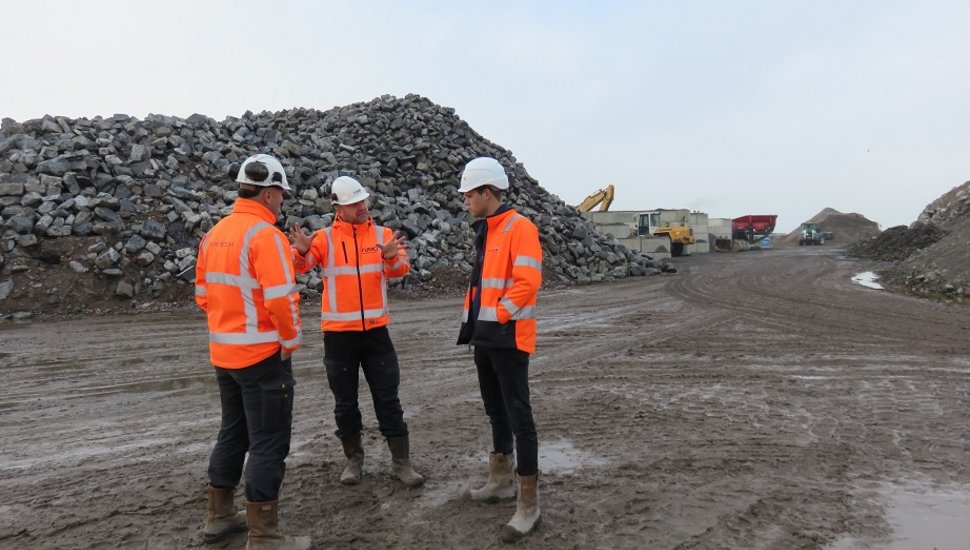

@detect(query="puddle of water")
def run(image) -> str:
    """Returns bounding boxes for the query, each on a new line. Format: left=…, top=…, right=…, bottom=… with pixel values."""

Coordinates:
left=539, top=439, right=608, bottom=474
left=830, top=485, right=970, bottom=550
left=851, top=271, right=884, bottom=290
left=883, top=488, right=970, bottom=549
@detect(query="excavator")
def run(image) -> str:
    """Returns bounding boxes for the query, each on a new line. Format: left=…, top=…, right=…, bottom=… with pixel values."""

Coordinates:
left=575, top=184, right=615, bottom=212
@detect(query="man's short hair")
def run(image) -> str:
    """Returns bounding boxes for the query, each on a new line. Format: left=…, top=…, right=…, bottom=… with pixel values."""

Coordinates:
left=484, top=185, right=503, bottom=200
left=238, top=183, right=261, bottom=199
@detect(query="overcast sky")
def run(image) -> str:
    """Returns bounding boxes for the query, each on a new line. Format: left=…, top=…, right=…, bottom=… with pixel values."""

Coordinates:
left=3, top=1, right=968, bottom=232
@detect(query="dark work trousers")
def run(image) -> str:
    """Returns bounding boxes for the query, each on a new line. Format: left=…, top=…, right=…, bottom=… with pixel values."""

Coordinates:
left=474, top=345, right=538, bottom=476
left=208, top=350, right=295, bottom=502
left=323, top=326, right=408, bottom=441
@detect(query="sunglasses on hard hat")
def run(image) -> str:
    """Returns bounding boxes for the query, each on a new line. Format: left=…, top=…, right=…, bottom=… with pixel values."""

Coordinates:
left=228, top=161, right=285, bottom=185
left=244, top=161, right=285, bottom=185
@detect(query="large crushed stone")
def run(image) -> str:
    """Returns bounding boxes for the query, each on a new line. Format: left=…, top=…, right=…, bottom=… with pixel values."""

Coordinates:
left=0, top=95, right=659, bottom=317
left=915, top=180, right=970, bottom=229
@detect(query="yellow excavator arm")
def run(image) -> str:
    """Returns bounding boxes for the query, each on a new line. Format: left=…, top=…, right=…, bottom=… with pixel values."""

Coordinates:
left=575, top=184, right=615, bottom=212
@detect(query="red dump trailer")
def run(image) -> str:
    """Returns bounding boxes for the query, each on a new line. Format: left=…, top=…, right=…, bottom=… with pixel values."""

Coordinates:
left=732, top=215, right=777, bottom=243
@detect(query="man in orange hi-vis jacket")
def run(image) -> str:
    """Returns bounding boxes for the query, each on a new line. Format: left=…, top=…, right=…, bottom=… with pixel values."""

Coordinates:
left=288, top=175, right=424, bottom=488
left=456, top=157, right=543, bottom=543
left=195, top=153, right=310, bottom=549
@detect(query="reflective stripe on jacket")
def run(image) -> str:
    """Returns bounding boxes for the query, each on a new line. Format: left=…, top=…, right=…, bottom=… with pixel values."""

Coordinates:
left=292, top=217, right=408, bottom=332
left=458, top=207, right=542, bottom=354
left=195, top=198, right=302, bottom=369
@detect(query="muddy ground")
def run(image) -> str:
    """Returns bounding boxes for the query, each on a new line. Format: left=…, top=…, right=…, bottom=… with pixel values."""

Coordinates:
left=2, top=247, right=970, bottom=549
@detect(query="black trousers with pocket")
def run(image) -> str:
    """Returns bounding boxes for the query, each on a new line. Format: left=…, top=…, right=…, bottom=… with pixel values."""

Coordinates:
left=324, top=326, right=408, bottom=440
left=208, top=350, right=295, bottom=502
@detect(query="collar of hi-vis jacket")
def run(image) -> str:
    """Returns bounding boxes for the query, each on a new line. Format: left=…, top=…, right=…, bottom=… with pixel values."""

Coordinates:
left=472, top=203, right=513, bottom=234
left=232, top=198, right=278, bottom=224
left=331, top=214, right=375, bottom=235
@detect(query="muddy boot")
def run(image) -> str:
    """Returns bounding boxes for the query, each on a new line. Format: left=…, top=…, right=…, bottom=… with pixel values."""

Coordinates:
left=467, top=452, right=515, bottom=503
left=386, top=435, right=425, bottom=487
left=245, top=500, right=311, bottom=550
left=339, top=433, right=364, bottom=485
left=499, top=472, right=541, bottom=543
left=202, top=484, right=247, bottom=543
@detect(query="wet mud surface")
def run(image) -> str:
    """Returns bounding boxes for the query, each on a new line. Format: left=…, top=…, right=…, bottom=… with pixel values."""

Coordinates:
left=2, top=247, right=970, bottom=549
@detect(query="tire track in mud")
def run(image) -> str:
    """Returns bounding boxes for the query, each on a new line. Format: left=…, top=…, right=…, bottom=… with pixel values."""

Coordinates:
left=5, top=249, right=970, bottom=548
left=666, top=250, right=970, bottom=350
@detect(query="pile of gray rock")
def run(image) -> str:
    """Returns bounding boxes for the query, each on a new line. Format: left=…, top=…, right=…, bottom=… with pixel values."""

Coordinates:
left=0, top=94, right=659, bottom=315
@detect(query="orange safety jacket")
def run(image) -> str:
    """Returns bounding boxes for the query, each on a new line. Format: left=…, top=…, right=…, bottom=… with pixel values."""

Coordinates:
left=457, top=206, right=542, bottom=354
left=195, top=198, right=302, bottom=369
left=292, top=216, right=409, bottom=332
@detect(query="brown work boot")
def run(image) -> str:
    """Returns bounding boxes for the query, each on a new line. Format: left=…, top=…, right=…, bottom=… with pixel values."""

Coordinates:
left=202, top=484, right=246, bottom=543
left=339, top=433, right=364, bottom=485
left=499, top=472, right=541, bottom=543
left=386, top=435, right=425, bottom=487
left=467, top=452, right=515, bottom=503
left=245, top=500, right=311, bottom=550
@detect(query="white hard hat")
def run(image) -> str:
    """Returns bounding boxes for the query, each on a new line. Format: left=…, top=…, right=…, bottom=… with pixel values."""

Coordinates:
left=458, top=157, right=509, bottom=193
left=330, top=176, right=370, bottom=205
left=234, top=154, right=291, bottom=192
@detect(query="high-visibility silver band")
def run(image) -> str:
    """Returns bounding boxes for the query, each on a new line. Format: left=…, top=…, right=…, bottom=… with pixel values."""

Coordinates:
left=209, top=330, right=281, bottom=344
left=321, top=308, right=387, bottom=321
left=514, top=256, right=542, bottom=270
left=481, top=277, right=514, bottom=289
left=264, top=283, right=298, bottom=300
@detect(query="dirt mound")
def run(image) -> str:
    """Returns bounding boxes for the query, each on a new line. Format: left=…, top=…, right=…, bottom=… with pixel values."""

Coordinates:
left=844, top=179, right=970, bottom=299
left=882, top=216, right=970, bottom=296
left=776, top=208, right=881, bottom=246
left=846, top=223, right=945, bottom=262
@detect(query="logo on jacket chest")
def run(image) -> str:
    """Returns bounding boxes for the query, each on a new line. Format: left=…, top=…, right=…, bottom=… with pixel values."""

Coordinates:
left=361, top=245, right=381, bottom=255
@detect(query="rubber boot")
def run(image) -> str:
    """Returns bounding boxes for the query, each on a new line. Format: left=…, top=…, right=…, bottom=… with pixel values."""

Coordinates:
left=339, top=433, right=364, bottom=485
left=499, top=472, right=541, bottom=543
left=202, top=484, right=247, bottom=543
left=386, top=435, right=425, bottom=487
left=245, top=500, right=311, bottom=550
left=467, top=452, right=516, bottom=503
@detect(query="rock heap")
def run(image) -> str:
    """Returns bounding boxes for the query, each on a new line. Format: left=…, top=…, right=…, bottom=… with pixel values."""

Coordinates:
left=0, top=94, right=659, bottom=317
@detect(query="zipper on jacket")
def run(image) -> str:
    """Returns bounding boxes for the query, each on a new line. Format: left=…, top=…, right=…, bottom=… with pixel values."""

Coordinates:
left=352, top=225, right=366, bottom=331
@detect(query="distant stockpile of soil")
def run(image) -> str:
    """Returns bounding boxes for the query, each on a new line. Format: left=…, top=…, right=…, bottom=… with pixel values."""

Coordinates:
left=776, top=208, right=881, bottom=247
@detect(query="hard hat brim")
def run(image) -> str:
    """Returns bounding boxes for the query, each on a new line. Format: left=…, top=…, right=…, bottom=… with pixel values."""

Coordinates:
left=457, top=179, right=508, bottom=193
left=333, top=190, right=370, bottom=206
